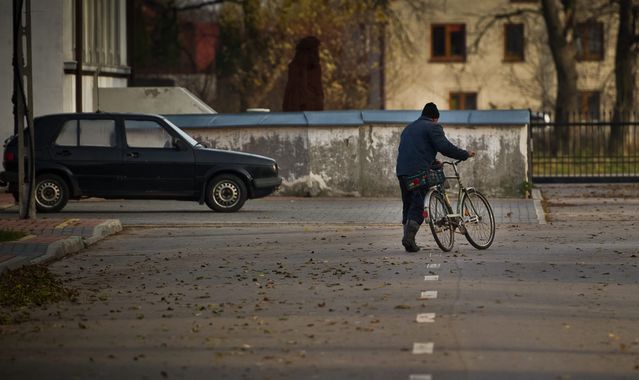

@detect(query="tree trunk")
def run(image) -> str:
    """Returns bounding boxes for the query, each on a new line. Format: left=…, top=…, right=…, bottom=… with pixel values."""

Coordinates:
left=610, top=0, right=637, bottom=155
left=540, top=0, right=579, bottom=156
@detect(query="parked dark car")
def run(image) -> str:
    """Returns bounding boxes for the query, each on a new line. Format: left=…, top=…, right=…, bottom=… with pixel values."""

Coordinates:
left=1, top=113, right=282, bottom=212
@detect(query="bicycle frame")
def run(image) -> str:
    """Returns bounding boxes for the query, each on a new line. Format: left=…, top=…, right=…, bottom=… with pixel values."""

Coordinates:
left=426, top=159, right=495, bottom=251
left=428, top=160, right=474, bottom=225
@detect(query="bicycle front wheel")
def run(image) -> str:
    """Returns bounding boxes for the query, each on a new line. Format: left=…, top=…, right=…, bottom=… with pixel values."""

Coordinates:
left=427, top=190, right=454, bottom=252
left=460, top=189, right=495, bottom=249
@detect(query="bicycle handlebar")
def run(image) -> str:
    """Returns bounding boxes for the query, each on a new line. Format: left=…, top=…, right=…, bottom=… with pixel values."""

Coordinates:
left=442, top=159, right=464, bottom=167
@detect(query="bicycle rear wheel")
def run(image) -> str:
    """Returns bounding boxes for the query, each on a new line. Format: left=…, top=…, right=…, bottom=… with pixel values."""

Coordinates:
left=427, top=190, right=454, bottom=252
left=461, top=189, right=495, bottom=249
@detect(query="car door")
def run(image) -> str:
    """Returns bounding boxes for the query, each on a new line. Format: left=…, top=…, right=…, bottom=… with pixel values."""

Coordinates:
left=120, top=117, right=196, bottom=196
left=50, top=117, right=122, bottom=195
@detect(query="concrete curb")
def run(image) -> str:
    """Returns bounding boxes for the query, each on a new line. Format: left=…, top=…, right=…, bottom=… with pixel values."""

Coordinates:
left=31, top=236, right=85, bottom=265
left=0, top=255, right=31, bottom=273
left=84, top=219, right=123, bottom=246
left=0, top=219, right=123, bottom=274
left=531, top=188, right=547, bottom=225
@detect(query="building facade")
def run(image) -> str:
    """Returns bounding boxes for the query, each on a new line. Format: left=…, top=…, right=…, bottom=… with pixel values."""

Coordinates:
left=385, top=0, right=631, bottom=114
left=0, top=0, right=128, bottom=143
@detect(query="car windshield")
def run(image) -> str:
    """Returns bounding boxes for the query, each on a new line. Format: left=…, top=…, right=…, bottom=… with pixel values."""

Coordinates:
left=160, top=116, right=201, bottom=147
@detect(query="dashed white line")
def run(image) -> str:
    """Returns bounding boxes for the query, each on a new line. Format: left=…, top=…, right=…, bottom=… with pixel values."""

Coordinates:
left=426, top=263, right=441, bottom=269
left=420, top=290, right=438, bottom=299
left=416, top=313, right=436, bottom=323
left=412, top=342, right=434, bottom=354
left=424, top=275, right=439, bottom=281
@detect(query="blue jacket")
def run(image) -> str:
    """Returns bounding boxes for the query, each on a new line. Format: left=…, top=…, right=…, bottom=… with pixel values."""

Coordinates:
left=396, top=116, right=469, bottom=176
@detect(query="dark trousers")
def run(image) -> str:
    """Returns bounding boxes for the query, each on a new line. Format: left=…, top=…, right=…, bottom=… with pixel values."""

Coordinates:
left=398, top=176, right=427, bottom=225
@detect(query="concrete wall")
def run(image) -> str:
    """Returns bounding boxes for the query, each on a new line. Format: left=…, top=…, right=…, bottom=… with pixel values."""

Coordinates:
left=183, top=123, right=529, bottom=198
left=98, top=87, right=216, bottom=114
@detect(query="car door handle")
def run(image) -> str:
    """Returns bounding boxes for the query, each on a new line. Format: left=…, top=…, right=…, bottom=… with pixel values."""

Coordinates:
left=55, top=150, right=72, bottom=157
left=126, top=152, right=139, bottom=158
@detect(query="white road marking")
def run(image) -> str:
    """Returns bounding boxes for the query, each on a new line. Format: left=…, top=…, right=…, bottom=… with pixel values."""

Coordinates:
left=412, top=342, right=434, bottom=354
left=427, top=263, right=440, bottom=269
left=420, top=290, right=438, bottom=299
left=424, top=275, right=439, bottom=281
left=416, top=313, right=436, bottom=323
left=409, top=375, right=432, bottom=380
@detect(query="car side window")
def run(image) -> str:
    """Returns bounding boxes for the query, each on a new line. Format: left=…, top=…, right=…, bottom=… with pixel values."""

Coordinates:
left=55, top=120, right=78, bottom=146
left=124, top=120, right=173, bottom=149
left=55, top=119, right=116, bottom=147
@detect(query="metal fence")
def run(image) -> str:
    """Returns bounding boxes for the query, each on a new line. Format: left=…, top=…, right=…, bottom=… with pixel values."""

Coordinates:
left=531, top=111, right=639, bottom=183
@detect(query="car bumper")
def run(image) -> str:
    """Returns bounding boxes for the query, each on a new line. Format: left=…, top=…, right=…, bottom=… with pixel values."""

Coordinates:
left=253, top=176, right=282, bottom=189
left=251, top=176, right=282, bottom=199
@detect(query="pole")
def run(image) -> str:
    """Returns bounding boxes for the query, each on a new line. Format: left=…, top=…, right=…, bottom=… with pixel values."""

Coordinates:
left=25, top=0, right=35, bottom=218
left=12, top=0, right=36, bottom=219
left=13, top=0, right=26, bottom=218
left=75, top=0, right=83, bottom=112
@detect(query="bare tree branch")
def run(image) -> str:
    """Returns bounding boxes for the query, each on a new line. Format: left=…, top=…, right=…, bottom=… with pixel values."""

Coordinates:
left=469, top=8, right=539, bottom=54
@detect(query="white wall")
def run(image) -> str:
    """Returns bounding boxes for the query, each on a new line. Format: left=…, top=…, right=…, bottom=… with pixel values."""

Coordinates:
left=0, top=0, right=65, bottom=144
left=0, top=0, right=15, bottom=143
left=183, top=122, right=529, bottom=197
left=32, top=0, right=65, bottom=118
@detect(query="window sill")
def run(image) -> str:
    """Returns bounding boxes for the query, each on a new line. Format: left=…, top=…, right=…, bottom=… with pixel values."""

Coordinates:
left=577, top=58, right=604, bottom=62
left=429, top=57, right=466, bottom=63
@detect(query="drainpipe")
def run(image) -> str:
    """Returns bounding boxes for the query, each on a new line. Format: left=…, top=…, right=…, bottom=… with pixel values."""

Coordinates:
left=75, top=0, right=82, bottom=112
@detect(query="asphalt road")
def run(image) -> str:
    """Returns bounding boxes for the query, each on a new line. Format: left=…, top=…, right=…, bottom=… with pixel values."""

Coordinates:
left=0, top=196, right=540, bottom=226
left=0, top=186, right=637, bottom=380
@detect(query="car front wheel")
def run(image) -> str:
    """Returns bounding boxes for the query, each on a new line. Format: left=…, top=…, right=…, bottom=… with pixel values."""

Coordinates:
left=205, top=174, right=247, bottom=212
left=35, top=174, right=69, bottom=213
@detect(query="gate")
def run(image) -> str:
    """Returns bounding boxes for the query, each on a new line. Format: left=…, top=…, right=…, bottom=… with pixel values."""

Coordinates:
left=531, top=112, right=639, bottom=183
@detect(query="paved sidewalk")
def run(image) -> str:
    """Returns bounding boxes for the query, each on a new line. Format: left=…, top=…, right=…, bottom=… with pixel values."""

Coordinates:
left=0, top=193, right=121, bottom=274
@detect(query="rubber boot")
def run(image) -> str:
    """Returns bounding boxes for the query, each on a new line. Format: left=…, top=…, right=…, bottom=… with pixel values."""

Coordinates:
left=402, top=220, right=421, bottom=252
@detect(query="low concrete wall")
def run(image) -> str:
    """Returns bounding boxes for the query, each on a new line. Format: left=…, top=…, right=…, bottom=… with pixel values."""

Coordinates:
left=182, top=122, right=529, bottom=197
left=99, top=87, right=216, bottom=114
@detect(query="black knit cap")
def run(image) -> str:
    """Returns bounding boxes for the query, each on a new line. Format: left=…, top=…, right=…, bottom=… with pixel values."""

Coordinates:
left=422, top=102, right=440, bottom=119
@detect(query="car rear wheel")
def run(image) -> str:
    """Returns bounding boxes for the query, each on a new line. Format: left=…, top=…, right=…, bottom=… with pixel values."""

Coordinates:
left=205, top=174, right=247, bottom=212
left=35, top=174, right=69, bottom=213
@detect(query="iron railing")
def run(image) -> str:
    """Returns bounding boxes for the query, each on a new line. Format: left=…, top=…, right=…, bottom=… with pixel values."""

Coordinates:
left=531, top=111, right=639, bottom=183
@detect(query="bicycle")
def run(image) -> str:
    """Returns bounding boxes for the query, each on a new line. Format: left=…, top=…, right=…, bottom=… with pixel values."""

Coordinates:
left=426, top=160, right=495, bottom=252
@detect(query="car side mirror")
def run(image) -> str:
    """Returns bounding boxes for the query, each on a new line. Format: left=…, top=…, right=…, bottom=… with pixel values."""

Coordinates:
left=173, top=138, right=187, bottom=151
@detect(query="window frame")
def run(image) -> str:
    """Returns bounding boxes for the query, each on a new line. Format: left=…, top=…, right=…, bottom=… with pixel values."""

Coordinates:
left=430, top=23, right=467, bottom=63
left=576, top=21, right=604, bottom=61
left=503, top=23, right=525, bottom=62
left=449, top=92, right=478, bottom=110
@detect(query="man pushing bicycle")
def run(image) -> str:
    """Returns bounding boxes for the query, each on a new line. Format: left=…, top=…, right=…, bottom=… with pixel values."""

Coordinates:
left=396, top=102, right=475, bottom=252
